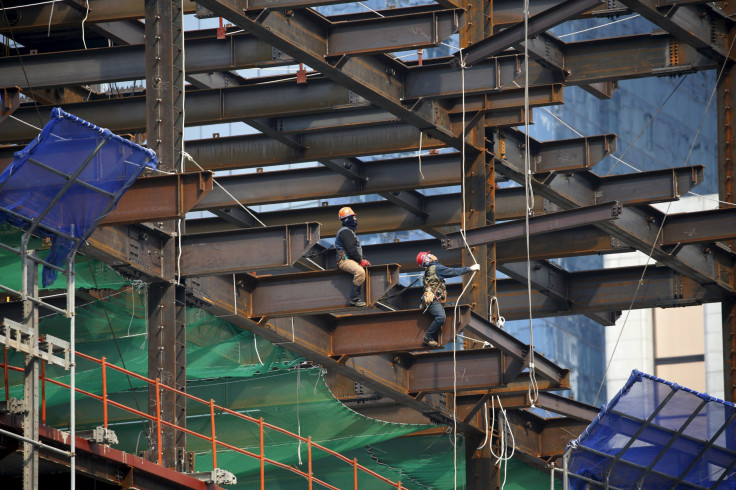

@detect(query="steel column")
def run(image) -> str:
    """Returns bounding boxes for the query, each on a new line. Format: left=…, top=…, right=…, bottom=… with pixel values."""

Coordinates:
left=22, top=250, right=39, bottom=490
left=717, top=6, right=736, bottom=402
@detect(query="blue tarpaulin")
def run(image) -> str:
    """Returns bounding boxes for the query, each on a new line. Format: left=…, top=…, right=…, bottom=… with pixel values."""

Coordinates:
left=566, top=370, right=736, bottom=489
left=0, top=108, right=157, bottom=285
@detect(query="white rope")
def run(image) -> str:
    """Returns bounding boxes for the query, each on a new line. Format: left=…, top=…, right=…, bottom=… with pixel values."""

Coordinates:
left=183, top=152, right=267, bottom=227
left=46, top=0, right=54, bottom=37
left=81, top=0, right=89, bottom=50
left=296, top=364, right=303, bottom=465
left=558, top=14, right=640, bottom=39
left=523, top=0, right=540, bottom=409
left=357, top=1, right=384, bottom=17
left=0, top=0, right=59, bottom=10
left=418, top=132, right=425, bottom=180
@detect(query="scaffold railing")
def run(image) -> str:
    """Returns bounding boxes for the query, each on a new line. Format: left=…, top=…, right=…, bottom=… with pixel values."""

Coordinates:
left=1, top=350, right=405, bottom=490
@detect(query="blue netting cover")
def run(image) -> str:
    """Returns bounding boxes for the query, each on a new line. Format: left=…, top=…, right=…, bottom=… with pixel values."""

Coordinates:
left=566, top=370, right=736, bottom=489
left=0, top=108, right=157, bottom=286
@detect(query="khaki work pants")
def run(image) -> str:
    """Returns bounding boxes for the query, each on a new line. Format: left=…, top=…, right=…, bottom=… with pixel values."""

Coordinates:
left=337, top=258, right=366, bottom=286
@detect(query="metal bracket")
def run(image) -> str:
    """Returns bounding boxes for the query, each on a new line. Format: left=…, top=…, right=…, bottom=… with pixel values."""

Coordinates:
left=0, top=397, right=27, bottom=415
left=190, top=468, right=237, bottom=485
left=77, top=426, right=119, bottom=445
left=0, top=318, right=71, bottom=370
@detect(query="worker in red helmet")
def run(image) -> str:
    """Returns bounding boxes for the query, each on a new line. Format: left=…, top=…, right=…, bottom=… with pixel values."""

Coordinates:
left=335, top=206, right=371, bottom=307
left=416, top=251, right=480, bottom=347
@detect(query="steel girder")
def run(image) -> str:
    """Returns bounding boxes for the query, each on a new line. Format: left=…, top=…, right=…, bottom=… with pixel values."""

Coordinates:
left=101, top=171, right=214, bottom=226
left=615, top=0, right=733, bottom=62
left=0, top=83, right=562, bottom=145
left=181, top=281, right=568, bottom=427
left=183, top=164, right=704, bottom=236
left=495, top=130, right=736, bottom=293
left=442, top=201, right=623, bottom=249
left=454, top=0, right=603, bottom=67
left=179, top=223, right=321, bottom=276
left=384, top=265, right=728, bottom=319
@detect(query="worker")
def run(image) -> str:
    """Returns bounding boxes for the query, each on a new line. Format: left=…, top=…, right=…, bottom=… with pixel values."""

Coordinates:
left=335, top=206, right=371, bottom=307
left=416, top=251, right=480, bottom=347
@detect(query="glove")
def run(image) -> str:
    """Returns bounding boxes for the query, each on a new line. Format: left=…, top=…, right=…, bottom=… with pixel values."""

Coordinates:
left=469, top=263, right=481, bottom=271
left=360, top=259, right=371, bottom=267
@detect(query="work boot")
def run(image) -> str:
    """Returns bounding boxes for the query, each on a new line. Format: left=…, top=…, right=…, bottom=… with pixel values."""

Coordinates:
left=422, top=336, right=439, bottom=348
left=349, top=284, right=366, bottom=307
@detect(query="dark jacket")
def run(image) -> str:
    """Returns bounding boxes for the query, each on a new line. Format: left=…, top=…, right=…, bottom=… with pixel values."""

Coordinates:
left=335, top=225, right=363, bottom=262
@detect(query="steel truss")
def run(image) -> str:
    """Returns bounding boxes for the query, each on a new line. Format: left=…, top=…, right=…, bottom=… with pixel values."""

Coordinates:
left=1, top=0, right=736, bottom=488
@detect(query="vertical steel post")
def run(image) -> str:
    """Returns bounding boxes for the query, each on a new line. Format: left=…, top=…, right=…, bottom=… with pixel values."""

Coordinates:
left=145, top=0, right=186, bottom=468
left=717, top=1, right=736, bottom=404
left=67, top=255, right=76, bottom=490
left=460, top=0, right=496, bottom=488
left=21, top=243, right=39, bottom=490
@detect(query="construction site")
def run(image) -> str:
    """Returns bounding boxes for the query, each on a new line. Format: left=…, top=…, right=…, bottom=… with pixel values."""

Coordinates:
left=0, top=0, right=736, bottom=488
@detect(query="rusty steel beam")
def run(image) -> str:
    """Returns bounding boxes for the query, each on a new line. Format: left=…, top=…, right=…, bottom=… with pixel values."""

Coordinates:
left=660, top=208, right=736, bottom=245
left=495, top=392, right=598, bottom=422
left=408, top=350, right=525, bottom=393
left=464, top=311, right=569, bottom=384
left=188, top=265, right=400, bottom=318
left=330, top=306, right=471, bottom=356
left=101, top=171, right=213, bottom=225
left=616, top=0, right=732, bottom=61
left=195, top=0, right=469, bottom=151
left=83, top=224, right=169, bottom=281
left=505, top=409, right=589, bottom=460
left=442, top=201, right=622, bottom=249
left=179, top=223, right=321, bottom=276
left=454, top=0, right=602, bottom=67
left=0, top=87, right=20, bottom=124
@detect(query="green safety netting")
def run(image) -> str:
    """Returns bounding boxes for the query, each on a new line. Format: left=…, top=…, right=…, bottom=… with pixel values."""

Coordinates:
left=0, top=222, right=128, bottom=290
left=1, top=286, right=467, bottom=489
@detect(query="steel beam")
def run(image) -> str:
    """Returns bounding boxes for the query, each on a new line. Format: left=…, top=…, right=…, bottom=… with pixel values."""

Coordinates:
left=408, top=350, right=525, bottom=393
left=330, top=306, right=471, bottom=355
left=179, top=223, right=321, bottom=276
left=442, top=201, right=622, bottom=249
left=83, top=224, right=169, bottom=282
left=505, top=409, right=590, bottom=460
left=660, top=208, right=736, bottom=245
left=101, top=171, right=213, bottom=225
left=195, top=0, right=464, bottom=149
left=496, top=129, right=736, bottom=293
left=454, top=0, right=602, bottom=67
left=495, top=392, right=598, bottom=422
left=406, top=34, right=718, bottom=99
left=616, top=0, right=732, bottom=61
left=187, top=265, right=400, bottom=318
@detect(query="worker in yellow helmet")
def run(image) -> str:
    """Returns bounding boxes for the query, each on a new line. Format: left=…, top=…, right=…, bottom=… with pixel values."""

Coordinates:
left=335, top=206, right=370, bottom=307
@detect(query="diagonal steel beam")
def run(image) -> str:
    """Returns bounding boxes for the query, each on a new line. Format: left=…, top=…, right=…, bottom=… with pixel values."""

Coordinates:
left=179, top=223, right=321, bottom=276
left=195, top=0, right=465, bottom=149
left=495, top=392, right=598, bottom=422
left=453, top=0, right=602, bottom=67
left=441, top=201, right=622, bottom=249
left=409, top=350, right=525, bottom=393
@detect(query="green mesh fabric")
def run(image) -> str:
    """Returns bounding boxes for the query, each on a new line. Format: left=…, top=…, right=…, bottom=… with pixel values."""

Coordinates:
left=0, top=222, right=128, bottom=290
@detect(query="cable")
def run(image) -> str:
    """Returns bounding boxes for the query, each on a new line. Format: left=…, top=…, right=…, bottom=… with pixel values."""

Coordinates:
left=522, top=0, right=540, bottom=409
left=81, top=0, right=89, bottom=50
left=558, top=14, right=640, bottom=39
left=418, top=131, right=425, bottom=180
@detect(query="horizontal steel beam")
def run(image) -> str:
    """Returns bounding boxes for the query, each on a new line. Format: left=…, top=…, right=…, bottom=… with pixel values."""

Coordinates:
left=179, top=223, right=321, bottom=276
left=505, top=409, right=589, bottom=459
left=330, top=306, right=471, bottom=355
left=408, top=350, right=525, bottom=393
left=495, top=392, right=598, bottom=422
left=442, top=201, right=622, bottom=249
left=661, top=208, right=736, bottom=245
left=187, top=265, right=400, bottom=318
left=101, top=171, right=213, bottom=225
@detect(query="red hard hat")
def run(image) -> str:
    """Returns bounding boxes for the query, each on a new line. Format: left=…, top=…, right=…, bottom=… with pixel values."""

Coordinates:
left=416, top=251, right=431, bottom=267
left=338, top=206, right=356, bottom=220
